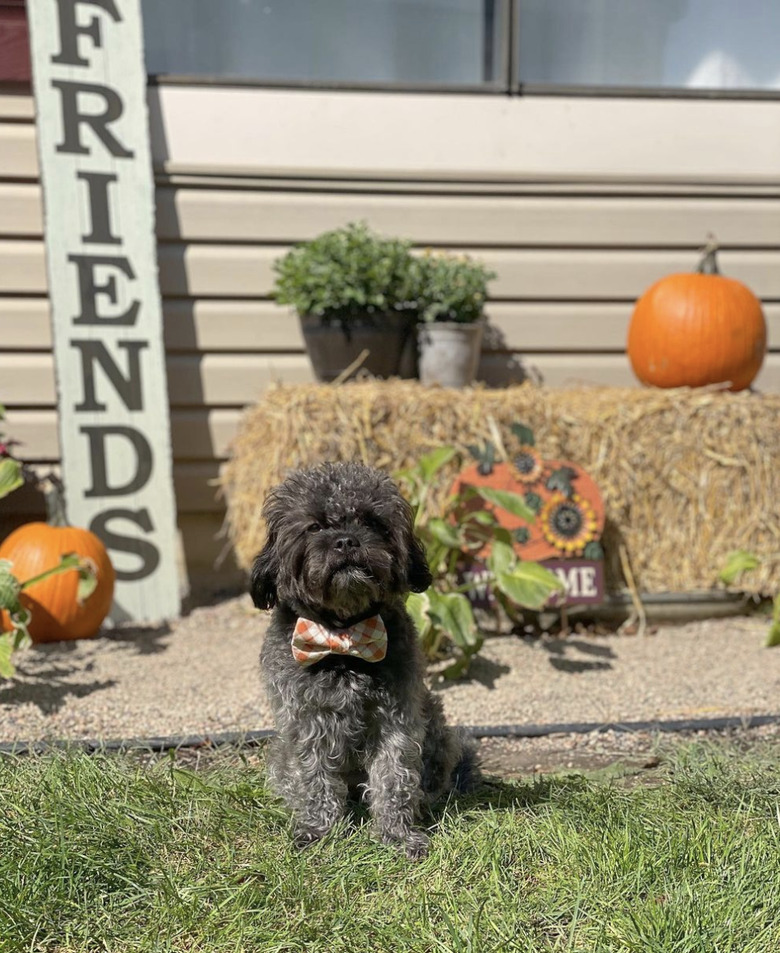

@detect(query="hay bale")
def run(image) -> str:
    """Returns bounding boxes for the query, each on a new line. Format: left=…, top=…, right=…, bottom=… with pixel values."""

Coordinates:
left=221, top=381, right=780, bottom=597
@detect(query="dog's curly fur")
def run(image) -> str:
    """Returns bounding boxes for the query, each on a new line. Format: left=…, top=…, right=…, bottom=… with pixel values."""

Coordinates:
left=252, top=461, right=478, bottom=859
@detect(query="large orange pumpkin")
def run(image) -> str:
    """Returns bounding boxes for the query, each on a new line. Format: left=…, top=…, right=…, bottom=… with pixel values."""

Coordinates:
left=0, top=523, right=115, bottom=642
left=627, top=240, right=767, bottom=392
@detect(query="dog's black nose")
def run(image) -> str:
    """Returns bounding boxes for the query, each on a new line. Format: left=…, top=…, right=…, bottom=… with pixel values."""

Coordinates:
left=333, top=535, right=359, bottom=552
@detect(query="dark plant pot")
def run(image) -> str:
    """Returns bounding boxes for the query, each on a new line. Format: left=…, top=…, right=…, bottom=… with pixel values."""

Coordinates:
left=300, top=312, right=417, bottom=383
left=417, top=320, right=485, bottom=387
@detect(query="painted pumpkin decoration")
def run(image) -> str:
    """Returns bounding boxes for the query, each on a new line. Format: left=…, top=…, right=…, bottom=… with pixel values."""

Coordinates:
left=627, top=239, right=767, bottom=392
left=0, top=523, right=115, bottom=643
left=452, top=453, right=605, bottom=562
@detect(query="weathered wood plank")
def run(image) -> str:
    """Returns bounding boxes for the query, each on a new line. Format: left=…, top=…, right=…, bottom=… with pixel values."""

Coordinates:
left=7, top=240, right=780, bottom=299
left=6, top=407, right=245, bottom=461
left=156, top=245, right=780, bottom=300
left=154, top=188, right=780, bottom=247
left=479, top=352, right=780, bottom=391
left=4, top=352, right=779, bottom=421
left=172, top=461, right=227, bottom=512
left=0, top=123, right=38, bottom=177
left=166, top=353, right=314, bottom=404
left=177, top=512, right=245, bottom=590
left=11, top=182, right=780, bottom=244
left=0, top=182, right=41, bottom=234
left=0, top=94, right=35, bottom=120
left=152, top=87, right=780, bottom=182
left=0, top=239, right=45, bottom=290
left=0, top=297, right=301, bottom=350
left=5, top=296, right=780, bottom=353
left=3, top=461, right=227, bottom=514
left=0, top=353, right=315, bottom=406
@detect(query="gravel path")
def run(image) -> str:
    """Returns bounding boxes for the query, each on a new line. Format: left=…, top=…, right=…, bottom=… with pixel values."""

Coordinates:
left=0, top=595, right=777, bottom=744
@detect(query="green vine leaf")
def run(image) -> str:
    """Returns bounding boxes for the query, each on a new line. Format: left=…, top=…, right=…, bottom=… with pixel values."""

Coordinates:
left=473, top=486, right=536, bottom=522
left=718, top=550, right=761, bottom=586
left=18, top=552, right=97, bottom=604
left=428, top=519, right=463, bottom=549
left=418, top=447, right=458, bottom=483
left=495, top=561, right=565, bottom=610
left=487, top=540, right=516, bottom=576
left=427, top=590, right=479, bottom=649
left=0, top=457, right=23, bottom=500
left=405, top=591, right=432, bottom=643
left=0, top=565, right=22, bottom=611
left=0, top=634, right=15, bottom=679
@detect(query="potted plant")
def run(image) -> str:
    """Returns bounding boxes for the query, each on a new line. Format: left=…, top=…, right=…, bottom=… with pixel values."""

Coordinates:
left=273, top=222, right=419, bottom=382
left=413, top=251, right=496, bottom=388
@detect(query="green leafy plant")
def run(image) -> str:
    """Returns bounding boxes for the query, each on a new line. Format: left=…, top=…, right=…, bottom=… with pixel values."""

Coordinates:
left=272, top=222, right=418, bottom=327
left=411, top=250, right=496, bottom=324
left=397, top=448, right=563, bottom=677
left=0, top=402, right=23, bottom=500
left=718, top=550, right=780, bottom=648
left=0, top=554, right=97, bottom=677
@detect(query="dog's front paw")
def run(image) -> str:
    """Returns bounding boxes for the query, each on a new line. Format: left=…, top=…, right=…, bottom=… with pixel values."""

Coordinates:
left=380, top=828, right=430, bottom=861
left=293, top=825, right=327, bottom=850
left=403, top=830, right=430, bottom=861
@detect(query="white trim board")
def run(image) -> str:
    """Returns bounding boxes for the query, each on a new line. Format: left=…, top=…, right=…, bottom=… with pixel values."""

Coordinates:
left=149, top=87, right=780, bottom=182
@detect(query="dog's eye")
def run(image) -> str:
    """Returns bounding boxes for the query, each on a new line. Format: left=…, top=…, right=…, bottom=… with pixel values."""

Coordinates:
left=363, top=514, right=390, bottom=538
left=307, top=523, right=322, bottom=534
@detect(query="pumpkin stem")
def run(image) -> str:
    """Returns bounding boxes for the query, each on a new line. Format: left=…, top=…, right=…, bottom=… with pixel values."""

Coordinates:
left=42, top=473, right=69, bottom=527
left=697, top=234, right=720, bottom=275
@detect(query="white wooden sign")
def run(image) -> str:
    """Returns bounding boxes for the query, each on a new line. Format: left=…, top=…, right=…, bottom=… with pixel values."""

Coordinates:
left=28, top=0, right=180, bottom=622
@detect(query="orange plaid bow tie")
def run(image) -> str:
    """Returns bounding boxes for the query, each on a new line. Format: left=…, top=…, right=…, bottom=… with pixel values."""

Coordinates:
left=291, top=615, right=388, bottom=667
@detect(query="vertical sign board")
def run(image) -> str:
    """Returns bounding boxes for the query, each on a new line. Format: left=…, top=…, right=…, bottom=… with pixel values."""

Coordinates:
left=28, top=0, right=180, bottom=622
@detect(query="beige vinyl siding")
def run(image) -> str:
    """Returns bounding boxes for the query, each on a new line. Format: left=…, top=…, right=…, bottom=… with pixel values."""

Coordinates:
left=2, top=89, right=779, bottom=595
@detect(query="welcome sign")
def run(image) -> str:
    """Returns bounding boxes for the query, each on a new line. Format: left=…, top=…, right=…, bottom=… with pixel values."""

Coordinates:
left=28, top=0, right=180, bottom=621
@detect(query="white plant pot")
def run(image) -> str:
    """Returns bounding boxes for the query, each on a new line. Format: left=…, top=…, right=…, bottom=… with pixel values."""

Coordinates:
left=417, top=320, right=485, bottom=388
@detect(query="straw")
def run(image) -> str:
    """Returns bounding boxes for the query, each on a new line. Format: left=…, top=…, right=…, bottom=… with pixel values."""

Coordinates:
left=221, top=381, right=780, bottom=596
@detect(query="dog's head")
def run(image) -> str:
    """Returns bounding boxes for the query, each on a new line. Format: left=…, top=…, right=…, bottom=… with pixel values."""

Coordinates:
left=251, top=462, right=432, bottom=619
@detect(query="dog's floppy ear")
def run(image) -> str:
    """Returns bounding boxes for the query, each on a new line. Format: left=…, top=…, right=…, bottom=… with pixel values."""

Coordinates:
left=250, top=533, right=279, bottom=609
left=407, top=532, right=433, bottom=593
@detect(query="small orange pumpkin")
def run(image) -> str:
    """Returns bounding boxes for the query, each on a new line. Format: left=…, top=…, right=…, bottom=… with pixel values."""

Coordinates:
left=0, top=523, right=115, bottom=642
left=627, top=239, right=767, bottom=392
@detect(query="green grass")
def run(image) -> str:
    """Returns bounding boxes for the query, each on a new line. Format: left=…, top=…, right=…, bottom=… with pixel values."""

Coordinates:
left=2, top=742, right=780, bottom=952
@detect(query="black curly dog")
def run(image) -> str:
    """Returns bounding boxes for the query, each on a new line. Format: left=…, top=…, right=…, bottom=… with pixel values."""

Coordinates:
left=251, top=462, right=478, bottom=859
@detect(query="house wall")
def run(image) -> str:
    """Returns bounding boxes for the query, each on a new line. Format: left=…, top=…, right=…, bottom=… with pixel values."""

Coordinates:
left=2, top=86, right=779, bottom=595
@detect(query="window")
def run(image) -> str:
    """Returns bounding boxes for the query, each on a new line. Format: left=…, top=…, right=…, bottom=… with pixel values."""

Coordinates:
left=141, top=0, right=780, bottom=96
left=142, top=0, right=506, bottom=87
left=517, top=0, right=780, bottom=92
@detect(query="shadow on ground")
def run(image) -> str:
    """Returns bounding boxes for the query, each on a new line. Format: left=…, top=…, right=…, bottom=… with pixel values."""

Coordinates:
left=0, top=666, right=118, bottom=716
left=0, top=621, right=172, bottom=716
left=541, top=636, right=616, bottom=674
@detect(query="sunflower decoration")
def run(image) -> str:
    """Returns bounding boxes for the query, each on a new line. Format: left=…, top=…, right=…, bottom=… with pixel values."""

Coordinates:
left=510, top=446, right=544, bottom=485
left=540, top=492, right=599, bottom=556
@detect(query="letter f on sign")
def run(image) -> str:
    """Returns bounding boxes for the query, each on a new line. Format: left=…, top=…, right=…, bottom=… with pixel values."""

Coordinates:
left=52, top=0, right=122, bottom=67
